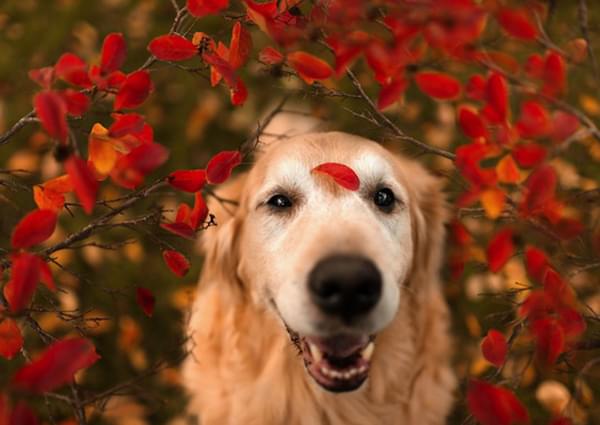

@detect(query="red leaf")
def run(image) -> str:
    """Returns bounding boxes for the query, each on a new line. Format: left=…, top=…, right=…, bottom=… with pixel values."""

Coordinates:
left=414, top=71, right=461, bottom=100
left=37, top=259, right=56, bottom=291
left=28, top=67, right=54, bottom=89
left=467, top=380, right=530, bottom=425
left=100, top=33, right=127, bottom=75
left=160, top=222, right=196, bottom=239
left=512, top=143, right=547, bottom=168
left=61, top=89, right=90, bottom=116
left=114, top=70, right=153, bottom=110
left=206, top=150, right=242, bottom=184
left=485, top=73, right=509, bottom=122
left=497, top=8, right=538, bottom=40
left=543, top=268, right=575, bottom=309
left=148, top=34, right=198, bottom=61
left=33, top=91, right=68, bottom=143
left=54, top=53, right=92, bottom=88
left=0, top=318, right=23, bottom=359
left=311, top=162, right=361, bottom=191
left=229, top=22, right=252, bottom=69
left=481, top=329, right=508, bottom=367
left=487, top=228, right=514, bottom=272
left=521, top=165, right=557, bottom=215
left=230, top=78, right=248, bottom=106
left=524, top=53, right=545, bottom=79
left=187, top=0, right=229, bottom=17
left=516, top=100, right=550, bottom=138
left=190, top=192, right=208, bottom=230
left=543, top=52, right=567, bottom=97
left=287, top=51, right=333, bottom=84
left=4, top=253, right=41, bottom=313
left=12, top=338, right=100, bottom=393
left=9, top=402, right=39, bottom=425
left=162, top=250, right=191, bottom=277
left=466, top=74, right=486, bottom=100
left=377, top=78, right=408, bottom=110
left=554, top=217, right=583, bottom=240
left=136, top=287, right=155, bottom=317
left=65, top=155, right=99, bottom=214
left=519, top=290, right=553, bottom=320
left=11, top=209, right=57, bottom=249
left=203, top=51, right=237, bottom=87
left=532, top=318, right=565, bottom=365
left=259, top=46, right=284, bottom=65
left=549, top=111, right=579, bottom=143
left=458, top=106, right=488, bottom=139
left=558, top=308, right=586, bottom=339
left=108, top=113, right=145, bottom=138
left=168, top=169, right=207, bottom=192
left=525, top=246, right=549, bottom=283
left=176, top=203, right=192, bottom=224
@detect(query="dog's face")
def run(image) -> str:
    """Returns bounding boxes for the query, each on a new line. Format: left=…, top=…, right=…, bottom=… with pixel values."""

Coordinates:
left=235, top=133, right=423, bottom=393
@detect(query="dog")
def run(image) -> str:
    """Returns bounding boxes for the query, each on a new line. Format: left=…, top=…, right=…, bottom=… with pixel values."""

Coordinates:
left=182, top=126, right=456, bottom=424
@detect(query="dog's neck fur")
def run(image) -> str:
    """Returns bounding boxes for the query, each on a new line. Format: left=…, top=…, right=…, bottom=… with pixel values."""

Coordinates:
left=183, top=270, right=455, bottom=425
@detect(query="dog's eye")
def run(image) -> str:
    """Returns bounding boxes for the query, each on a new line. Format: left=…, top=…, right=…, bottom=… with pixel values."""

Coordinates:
left=373, top=188, right=395, bottom=210
left=267, top=194, right=293, bottom=209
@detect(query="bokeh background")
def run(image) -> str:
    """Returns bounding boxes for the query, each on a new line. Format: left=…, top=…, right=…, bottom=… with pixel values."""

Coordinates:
left=1, top=1, right=600, bottom=424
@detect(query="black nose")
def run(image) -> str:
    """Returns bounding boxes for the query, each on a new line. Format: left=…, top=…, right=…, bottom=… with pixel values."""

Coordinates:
left=308, top=255, right=382, bottom=320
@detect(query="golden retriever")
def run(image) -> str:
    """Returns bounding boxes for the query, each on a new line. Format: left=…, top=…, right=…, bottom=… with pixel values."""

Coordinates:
left=183, top=128, right=456, bottom=424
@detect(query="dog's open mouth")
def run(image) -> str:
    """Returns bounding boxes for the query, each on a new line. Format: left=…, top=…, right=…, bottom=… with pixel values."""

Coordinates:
left=292, top=331, right=375, bottom=392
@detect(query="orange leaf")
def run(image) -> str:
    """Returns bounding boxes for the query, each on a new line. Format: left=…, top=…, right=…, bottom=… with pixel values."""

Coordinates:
left=496, top=155, right=520, bottom=184
left=481, top=188, right=505, bottom=219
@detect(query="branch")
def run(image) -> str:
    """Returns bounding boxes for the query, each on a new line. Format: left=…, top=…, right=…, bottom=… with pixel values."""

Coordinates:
left=578, top=0, right=600, bottom=84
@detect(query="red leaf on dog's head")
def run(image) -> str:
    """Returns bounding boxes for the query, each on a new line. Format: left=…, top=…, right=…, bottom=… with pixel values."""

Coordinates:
left=516, top=100, right=550, bottom=138
left=65, top=155, right=99, bottom=214
left=136, top=287, right=155, bottom=317
left=287, top=51, right=333, bottom=84
left=148, top=34, right=198, bottom=61
left=532, top=318, right=564, bottom=365
left=4, top=253, right=41, bottom=313
left=187, top=0, right=229, bottom=17
left=28, top=66, right=54, bottom=89
left=512, top=143, right=547, bottom=168
left=54, top=53, right=92, bottom=88
left=9, top=402, right=38, bottom=425
left=549, top=111, right=579, bottom=143
left=481, top=329, right=508, bottom=367
left=312, top=163, right=360, bottom=191
left=108, top=113, right=145, bottom=138
left=521, top=165, right=556, bottom=215
left=497, top=8, right=538, bottom=40
left=487, top=228, right=514, bottom=272
left=378, top=77, right=408, bottom=110
left=0, top=318, right=23, bottom=360
left=525, top=246, right=549, bottom=283
left=162, top=250, right=191, bottom=277
left=114, top=70, right=153, bottom=110
left=100, top=33, right=127, bottom=75
left=11, top=209, right=57, bottom=249
left=206, top=150, right=242, bottom=184
left=229, top=22, right=252, bottom=70
left=190, top=192, right=209, bottom=230
left=160, top=222, right=196, bottom=239
left=12, top=338, right=100, bottom=393
left=458, top=106, right=487, bottom=139
left=168, top=169, right=207, bottom=192
left=414, top=71, right=461, bottom=100
left=33, top=91, right=68, bottom=143
left=485, top=73, right=509, bottom=122
left=467, top=380, right=530, bottom=425
left=61, top=89, right=90, bottom=116
left=259, top=46, right=284, bottom=65
left=543, top=52, right=567, bottom=97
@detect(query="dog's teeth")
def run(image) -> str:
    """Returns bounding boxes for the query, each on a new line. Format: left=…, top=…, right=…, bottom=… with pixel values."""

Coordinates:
left=358, top=365, right=367, bottom=373
left=361, top=342, right=375, bottom=361
left=308, top=342, right=323, bottom=363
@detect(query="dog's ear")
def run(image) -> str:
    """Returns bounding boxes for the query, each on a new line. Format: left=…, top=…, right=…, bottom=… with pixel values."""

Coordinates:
left=199, top=172, right=247, bottom=288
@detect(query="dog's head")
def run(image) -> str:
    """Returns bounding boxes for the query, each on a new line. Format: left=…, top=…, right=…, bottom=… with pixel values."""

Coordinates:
left=203, top=132, right=446, bottom=393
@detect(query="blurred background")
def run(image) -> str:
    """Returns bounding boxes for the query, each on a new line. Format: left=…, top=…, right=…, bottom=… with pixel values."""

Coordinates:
left=1, top=0, right=600, bottom=424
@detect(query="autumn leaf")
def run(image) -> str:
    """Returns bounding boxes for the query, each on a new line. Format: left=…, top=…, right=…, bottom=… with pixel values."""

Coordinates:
left=549, top=111, right=579, bottom=143
left=206, top=150, right=242, bottom=184
left=136, top=287, right=156, bottom=317
left=0, top=318, right=23, bottom=360
left=100, top=33, right=127, bottom=75
left=377, top=78, right=408, bottom=110
left=516, top=100, right=550, bottom=138
left=12, top=338, right=100, bottom=393
left=484, top=73, right=509, bottom=122
left=312, top=163, right=361, bottom=191
left=481, top=329, right=508, bottom=367
left=33, top=91, right=68, bottom=143
left=524, top=246, right=549, bottom=283
left=229, top=21, right=252, bottom=69
left=54, top=53, right=91, bottom=88
left=512, top=143, right=547, bottom=168
left=114, top=70, right=153, bottom=110
left=169, top=169, right=207, bottom=192
left=160, top=222, right=196, bottom=239
left=543, top=52, right=567, bottom=97
left=65, top=155, right=99, bottom=214
left=11, top=209, right=57, bottom=249
left=28, top=66, right=54, bottom=89
left=162, top=250, right=191, bottom=277
left=108, top=113, right=145, bottom=138
left=487, top=228, right=514, bottom=272
left=521, top=165, right=557, bottom=215
left=497, top=8, right=538, bottom=40
left=259, top=46, right=284, bottom=64
left=8, top=401, right=39, bottom=425
left=531, top=318, right=565, bottom=365
left=480, top=188, right=505, bottom=219
left=61, top=89, right=90, bottom=116
left=187, top=0, right=229, bottom=17
left=467, top=380, right=530, bottom=425
left=414, top=71, right=461, bottom=100
left=496, top=155, right=520, bottom=184
left=4, top=253, right=41, bottom=313
left=148, top=34, right=198, bottom=61
left=458, top=106, right=488, bottom=139
left=287, top=51, right=333, bottom=84
left=190, top=191, right=209, bottom=229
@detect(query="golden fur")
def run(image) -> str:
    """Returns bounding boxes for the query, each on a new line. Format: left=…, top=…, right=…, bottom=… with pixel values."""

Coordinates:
left=183, top=132, right=456, bottom=424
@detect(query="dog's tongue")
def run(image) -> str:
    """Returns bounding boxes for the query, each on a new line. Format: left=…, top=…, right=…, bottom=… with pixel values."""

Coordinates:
left=307, top=334, right=369, bottom=357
